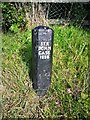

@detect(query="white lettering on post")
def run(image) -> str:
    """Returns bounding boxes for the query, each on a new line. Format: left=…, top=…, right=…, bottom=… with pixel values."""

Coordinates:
left=38, top=42, right=51, bottom=60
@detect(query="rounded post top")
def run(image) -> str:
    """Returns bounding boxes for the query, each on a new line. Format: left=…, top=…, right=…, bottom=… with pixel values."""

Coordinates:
left=32, top=26, right=53, bottom=32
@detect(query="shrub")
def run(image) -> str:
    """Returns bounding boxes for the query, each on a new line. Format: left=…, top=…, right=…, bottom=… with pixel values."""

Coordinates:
left=1, top=2, right=27, bottom=32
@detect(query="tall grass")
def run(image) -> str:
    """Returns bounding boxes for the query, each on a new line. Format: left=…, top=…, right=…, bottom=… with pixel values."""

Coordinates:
left=1, top=26, right=90, bottom=119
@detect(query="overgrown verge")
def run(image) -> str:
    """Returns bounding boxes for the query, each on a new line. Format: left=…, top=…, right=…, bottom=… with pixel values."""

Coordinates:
left=1, top=26, right=90, bottom=119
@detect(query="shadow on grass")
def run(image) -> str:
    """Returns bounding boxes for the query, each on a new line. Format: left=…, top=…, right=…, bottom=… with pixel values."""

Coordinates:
left=19, top=41, right=32, bottom=82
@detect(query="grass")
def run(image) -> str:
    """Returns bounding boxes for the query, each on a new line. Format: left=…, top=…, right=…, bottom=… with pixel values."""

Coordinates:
left=1, top=26, right=90, bottom=119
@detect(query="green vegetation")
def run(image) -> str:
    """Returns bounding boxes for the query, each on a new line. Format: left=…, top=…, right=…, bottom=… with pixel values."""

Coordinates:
left=1, top=2, right=88, bottom=32
left=1, top=26, right=90, bottom=119
left=1, top=2, right=27, bottom=32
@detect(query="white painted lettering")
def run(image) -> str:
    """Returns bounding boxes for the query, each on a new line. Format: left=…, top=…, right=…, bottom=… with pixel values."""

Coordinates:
left=38, top=42, right=51, bottom=59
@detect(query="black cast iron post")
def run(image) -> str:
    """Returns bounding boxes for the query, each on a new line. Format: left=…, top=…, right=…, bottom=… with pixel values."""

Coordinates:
left=32, top=26, right=54, bottom=96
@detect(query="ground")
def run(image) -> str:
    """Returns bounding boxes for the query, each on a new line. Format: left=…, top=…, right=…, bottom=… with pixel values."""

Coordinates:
left=1, top=25, right=90, bottom=119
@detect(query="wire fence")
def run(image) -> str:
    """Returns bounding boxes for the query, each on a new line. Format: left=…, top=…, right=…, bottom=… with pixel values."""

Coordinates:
left=1, top=2, right=89, bottom=31
left=24, top=2, right=88, bottom=27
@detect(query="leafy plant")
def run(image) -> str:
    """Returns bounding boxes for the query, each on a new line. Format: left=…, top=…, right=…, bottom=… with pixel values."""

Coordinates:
left=1, top=2, right=27, bottom=32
